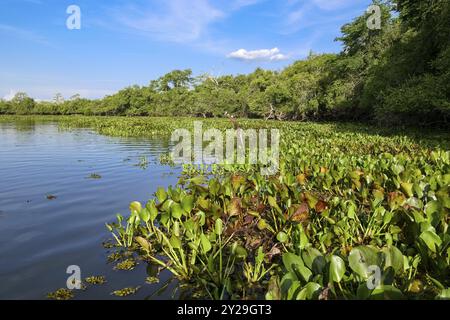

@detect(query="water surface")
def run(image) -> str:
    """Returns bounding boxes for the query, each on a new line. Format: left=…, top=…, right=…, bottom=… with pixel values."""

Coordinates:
left=0, top=120, right=180, bottom=299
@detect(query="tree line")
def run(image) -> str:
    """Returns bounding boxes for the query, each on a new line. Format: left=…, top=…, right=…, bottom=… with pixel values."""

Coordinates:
left=1, top=0, right=449, bottom=126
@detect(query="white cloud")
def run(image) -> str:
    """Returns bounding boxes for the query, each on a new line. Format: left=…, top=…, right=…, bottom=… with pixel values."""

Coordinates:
left=227, top=48, right=288, bottom=61
left=112, top=0, right=224, bottom=43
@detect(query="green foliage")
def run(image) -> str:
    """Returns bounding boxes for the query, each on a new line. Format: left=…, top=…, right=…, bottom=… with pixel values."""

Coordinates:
left=9, top=92, right=36, bottom=115
left=2, top=1, right=448, bottom=126
left=46, top=288, right=75, bottom=300
left=93, top=117, right=449, bottom=300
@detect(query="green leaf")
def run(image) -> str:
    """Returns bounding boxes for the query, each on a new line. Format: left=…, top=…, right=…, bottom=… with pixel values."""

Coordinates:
left=181, top=195, right=194, bottom=214
left=255, top=246, right=265, bottom=265
left=160, top=212, right=170, bottom=226
left=347, top=201, right=357, bottom=219
left=277, top=231, right=288, bottom=243
left=296, top=282, right=321, bottom=300
left=425, top=200, right=440, bottom=217
left=381, top=246, right=404, bottom=274
left=139, top=208, right=150, bottom=223
left=298, top=225, right=309, bottom=249
left=173, top=221, right=180, bottom=237
left=370, top=285, right=405, bottom=300
left=304, top=192, right=318, bottom=209
left=282, top=252, right=312, bottom=283
left=391, top=164, right=404, bottom=175
left=301, top=247, right=326, bottom=275
left=348, top=246, right=379, bottom=280
left=400, top=182, right=414, bottom=198
left=287, top=281, right=302, bottom=300
left=146, top=200, right=158, bottom=222
left=215, top=218, right=223, bottom=236
left=280, top=272, right=297, bottom=294
left=200, top=233, right=212, bottom=254
left=268, top=196, right=282, bottom=213
left=171, top=203, right=183, bottom=219
left=189, top=176, right=206, bottom=185
left=135, top=236, right=150, bottom=253
left=413, top=183, right=424, bottom=198
left=196, top=211, right=206, bottom=226
left=436, top=288, right=450, bottom=300
left=156, top=187, right=167, bottom=203
left=419, top=230, right=442, bottom=253
left=129, top=201, right=142, bottom=213
left=208, top=179, right=221, bottom=196
left=329, top=255, right=346, bottom=283
left=170, top=235, right=181, bottom=249
left=356, top=283, right=372, bottom=300
left=234, top=245, right=248, bottom=260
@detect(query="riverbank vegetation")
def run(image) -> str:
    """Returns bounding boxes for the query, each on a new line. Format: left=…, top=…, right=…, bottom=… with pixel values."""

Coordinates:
left=93, top=117, right=447, bottom=300
left=3, top=115, right=448, bottom=300
left=1, top=0, right=449, bottom=127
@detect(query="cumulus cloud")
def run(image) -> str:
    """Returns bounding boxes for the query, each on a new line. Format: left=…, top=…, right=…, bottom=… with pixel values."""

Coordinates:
left=227, top=48, right=288, bottom=61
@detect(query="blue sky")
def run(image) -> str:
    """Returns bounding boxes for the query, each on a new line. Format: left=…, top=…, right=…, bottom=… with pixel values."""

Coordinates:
left=0, top=0, right=372, bottom=100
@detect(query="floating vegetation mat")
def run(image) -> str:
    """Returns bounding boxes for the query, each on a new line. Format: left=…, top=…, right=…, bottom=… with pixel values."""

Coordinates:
left=98, top=117, right=450, bottom=300
left=8, top=116, right=447, bottom=300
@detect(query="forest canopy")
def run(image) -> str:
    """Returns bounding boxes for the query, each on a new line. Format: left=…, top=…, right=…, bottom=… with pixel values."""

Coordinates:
left=1, top=0, right=449, bottom=127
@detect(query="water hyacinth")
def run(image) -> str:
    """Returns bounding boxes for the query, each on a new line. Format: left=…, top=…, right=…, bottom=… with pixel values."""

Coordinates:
left=92, top=116, right=450, bottom=300
left=8, top=116, right=446, bottom=300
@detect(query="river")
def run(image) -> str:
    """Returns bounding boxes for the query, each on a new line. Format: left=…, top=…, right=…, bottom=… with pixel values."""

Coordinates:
left=0, top=119, right=180, bottom=299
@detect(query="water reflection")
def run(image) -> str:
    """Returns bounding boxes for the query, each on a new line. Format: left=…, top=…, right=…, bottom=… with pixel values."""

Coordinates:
left=0, top=120, right=180, bottom=299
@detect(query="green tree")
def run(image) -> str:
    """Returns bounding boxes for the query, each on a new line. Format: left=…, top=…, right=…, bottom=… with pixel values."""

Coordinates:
left=11, top=92, right=35, bottom=115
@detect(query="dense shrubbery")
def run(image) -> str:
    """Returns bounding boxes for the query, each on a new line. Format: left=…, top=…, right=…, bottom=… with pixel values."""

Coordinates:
left=1, top=0, right=448, bottom=126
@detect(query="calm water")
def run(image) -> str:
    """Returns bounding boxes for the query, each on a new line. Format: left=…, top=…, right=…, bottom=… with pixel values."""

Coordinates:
left=0, top=120, right=181, bottom=299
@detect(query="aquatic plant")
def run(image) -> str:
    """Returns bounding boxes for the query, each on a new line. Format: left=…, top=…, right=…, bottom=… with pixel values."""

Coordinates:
left=88, top=173, right=102, bottom=179
left=47, top=288, right=74, bottom=300
left=6, top=115, right=446, bottom=300
left=111, top=286, right=141, bottom=297
left=85, top=276, right=107, bottom=285
left=113, top=258, right=137, bottom=271
left=145, top=276, right=160, bottom=284
left=103, top=117, right=448, bottom=300
left=134, top=156, right=149, bottom=170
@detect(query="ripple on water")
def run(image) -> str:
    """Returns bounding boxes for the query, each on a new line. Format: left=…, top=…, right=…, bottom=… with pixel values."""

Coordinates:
left=0, top=121, right=180, bottom=299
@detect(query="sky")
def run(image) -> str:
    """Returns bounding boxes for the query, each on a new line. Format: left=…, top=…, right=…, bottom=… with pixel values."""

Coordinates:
left=0, top=0, right=372, bottom=101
